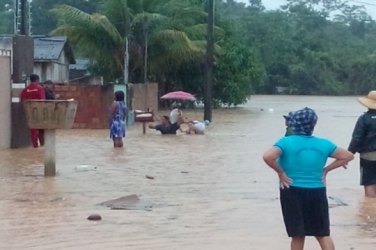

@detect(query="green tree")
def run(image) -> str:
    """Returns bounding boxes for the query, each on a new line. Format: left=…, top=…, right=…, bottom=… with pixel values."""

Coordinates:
left=0, top=0, right=14, bottom=34
left=214, top=41, right=264, bottom=106
left=214, top=3, right=265, bottom=105
left=31, top=0, right=101, bottom=35
left=50, top=0, right=208, bottom=85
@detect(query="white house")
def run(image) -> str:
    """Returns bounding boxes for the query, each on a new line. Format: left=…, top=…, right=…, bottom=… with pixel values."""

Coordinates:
left=33, top=36, right=75, bottom=82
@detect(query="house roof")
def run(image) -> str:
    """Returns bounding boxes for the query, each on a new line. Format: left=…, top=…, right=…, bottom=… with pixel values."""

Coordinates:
left=0, top=36, right=13, bottom=50
left=34, top=36, right=76, bottom=64
left=69, top=58, right=89, bottom=70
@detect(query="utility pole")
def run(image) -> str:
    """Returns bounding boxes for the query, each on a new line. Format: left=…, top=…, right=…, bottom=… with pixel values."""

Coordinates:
left=19, top=0, right=29, bottom=35
left=14, top=0, right=30, bottom=35
left=11, top=0, right=34, bottom=148
left=204, top=0, right=214, bottom=122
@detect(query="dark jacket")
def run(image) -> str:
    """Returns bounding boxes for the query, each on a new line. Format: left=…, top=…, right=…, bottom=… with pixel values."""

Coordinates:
left=45, top=87, right=55, bottom=100
left=348, top=110, right=376, bottom=154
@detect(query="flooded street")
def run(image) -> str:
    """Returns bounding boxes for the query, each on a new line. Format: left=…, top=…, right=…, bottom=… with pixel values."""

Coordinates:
left=1, top=95, right=376, bottom=249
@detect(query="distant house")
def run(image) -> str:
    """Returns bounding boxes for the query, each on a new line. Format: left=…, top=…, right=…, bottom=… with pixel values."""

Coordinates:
left=69, top=58, right=102, bottom=85
left=1, top=35, right=102, bottom=85
left=33, top=36, right=75, bottom=82
left=0, top=36, right=12, bottom=51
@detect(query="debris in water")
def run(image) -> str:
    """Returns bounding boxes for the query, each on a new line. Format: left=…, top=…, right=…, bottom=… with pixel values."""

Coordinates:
left=87, top=214, right=102, bottom=221
left=328, top=196, right=348, bottom=207
left=75, top=165, right=97, bottom=172
left=99, top=194, right=153, bottom=211
left=145, top=175, right=155, bottom=180
left=50, top=197, right=64, bottom=202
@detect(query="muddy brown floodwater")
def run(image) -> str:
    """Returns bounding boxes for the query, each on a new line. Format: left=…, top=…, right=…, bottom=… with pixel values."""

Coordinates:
left=1, top=95, right=376, bottom=250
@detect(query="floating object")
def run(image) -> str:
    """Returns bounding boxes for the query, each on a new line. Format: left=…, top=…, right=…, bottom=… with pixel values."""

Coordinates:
left=75, top=165, right=97, bottom=172
left=145, top=175, right=155, bottom=180
left=268, top=108, right=274, bottom=113
left=328, top=196, right=348, bottom=207
left=87, top=214, right=102, bottom=221
left=99, top=194, right=153, bottom=211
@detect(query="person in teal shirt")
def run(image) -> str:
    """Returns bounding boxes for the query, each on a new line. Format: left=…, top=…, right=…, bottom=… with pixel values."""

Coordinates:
left=263, top=107, right=354, bottom=250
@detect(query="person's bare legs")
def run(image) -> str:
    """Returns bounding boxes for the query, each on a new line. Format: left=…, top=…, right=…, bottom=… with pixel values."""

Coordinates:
left=364, top=185, right=376, bottom=198
left=113, top=138, right=123, bottom=148
left=38, top=129, right=45, bottom=146
left=316, top=236, right=335, bottom=250
left=291, top=237, right=305, bottom=250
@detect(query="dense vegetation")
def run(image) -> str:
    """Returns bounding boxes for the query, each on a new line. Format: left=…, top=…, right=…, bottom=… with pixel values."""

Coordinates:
left=2, top=0, right=376, bottom=105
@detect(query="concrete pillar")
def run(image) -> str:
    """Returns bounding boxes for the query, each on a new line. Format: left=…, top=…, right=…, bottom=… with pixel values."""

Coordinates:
left=44, top=129, right=56, bottom=176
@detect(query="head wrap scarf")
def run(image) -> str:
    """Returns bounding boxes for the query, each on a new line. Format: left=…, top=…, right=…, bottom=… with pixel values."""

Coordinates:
left=285, top=107, right=317, bottom=136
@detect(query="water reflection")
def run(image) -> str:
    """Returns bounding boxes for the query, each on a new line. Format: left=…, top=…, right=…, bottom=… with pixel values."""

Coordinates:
left=0, top=95, right=375, bottom=249
left=359, top=198, right=376, bottom=236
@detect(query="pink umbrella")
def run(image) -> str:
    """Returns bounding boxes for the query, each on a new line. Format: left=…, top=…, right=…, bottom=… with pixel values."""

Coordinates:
left=160, top=91, right=196, bottom=101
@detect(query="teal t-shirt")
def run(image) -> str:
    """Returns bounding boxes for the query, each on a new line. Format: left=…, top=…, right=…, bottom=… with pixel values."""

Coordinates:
left=274, top=135, right=337, bottom=188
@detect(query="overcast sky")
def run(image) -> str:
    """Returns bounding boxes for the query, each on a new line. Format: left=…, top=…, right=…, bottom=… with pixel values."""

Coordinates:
left=260, top=0, right=287, bottom=10
left=235, top=0, right=376, bottom=19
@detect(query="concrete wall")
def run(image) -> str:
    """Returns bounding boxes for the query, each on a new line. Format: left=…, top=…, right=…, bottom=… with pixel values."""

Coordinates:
left=131, top=83, right=159, bottom=112
left=51, top=83, right=159, bottom=129
left=0, top=50, right=11, bottom=149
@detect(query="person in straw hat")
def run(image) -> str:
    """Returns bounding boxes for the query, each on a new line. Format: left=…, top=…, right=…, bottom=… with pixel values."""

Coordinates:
left=263, top=107, right=354, bottom=250
left=348, top=91, right=376, bottom=197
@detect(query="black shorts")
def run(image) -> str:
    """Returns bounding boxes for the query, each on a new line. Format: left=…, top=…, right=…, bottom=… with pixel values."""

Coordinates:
left=360, top=158, right=376, bottom=186
left=280, top=187, right=330, bottom=237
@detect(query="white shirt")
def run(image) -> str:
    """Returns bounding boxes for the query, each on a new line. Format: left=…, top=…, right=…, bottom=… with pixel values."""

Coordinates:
left=193, top=121, right=205, bottom=134
left=170, top=108, right=180, bottom=124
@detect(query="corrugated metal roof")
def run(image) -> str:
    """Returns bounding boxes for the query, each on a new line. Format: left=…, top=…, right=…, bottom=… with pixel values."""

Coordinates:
left=0, top=35, right=76, bottom=64
left=34, top=36, right=75, bottom=63
left=0, top=36, right=12, bottom=50
left=69, top=58, right=89, bottom=70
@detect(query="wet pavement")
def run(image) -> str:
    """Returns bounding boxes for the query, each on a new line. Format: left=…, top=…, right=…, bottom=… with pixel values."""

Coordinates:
left=0, top=95, right=376, bottom=249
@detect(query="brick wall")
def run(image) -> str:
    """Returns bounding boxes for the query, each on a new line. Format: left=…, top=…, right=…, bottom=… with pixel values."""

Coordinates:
left=53, top=84, right=114, bottom=129
left=51, top=83, right=159, bottom=129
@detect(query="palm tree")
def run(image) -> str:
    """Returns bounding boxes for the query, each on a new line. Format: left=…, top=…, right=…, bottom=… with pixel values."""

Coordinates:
left=50, top=4, right=124, bottom=82
left=50, top=0, right=209, bottom=85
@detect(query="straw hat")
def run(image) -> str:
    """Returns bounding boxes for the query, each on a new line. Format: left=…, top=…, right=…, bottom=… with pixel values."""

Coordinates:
left=358, top=91, right=376, bottom=110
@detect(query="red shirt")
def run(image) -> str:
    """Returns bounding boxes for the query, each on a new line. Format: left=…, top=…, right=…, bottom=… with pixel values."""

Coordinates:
left=20, top=82, right=46, bottom=101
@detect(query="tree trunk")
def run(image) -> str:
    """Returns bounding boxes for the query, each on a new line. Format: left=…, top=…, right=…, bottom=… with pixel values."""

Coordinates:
left=143, top=16, right=149, bottom=84
left=124, top=37, right=129, bottom=84
left=204, top=0, right=214, bottom=122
